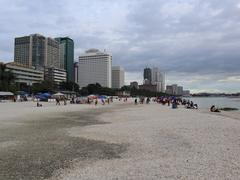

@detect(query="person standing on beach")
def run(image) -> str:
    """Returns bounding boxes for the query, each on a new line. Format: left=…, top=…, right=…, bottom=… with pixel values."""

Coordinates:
left=134, top=98, right=138, bottom=105
left=95, top=99, right=98, bottom=106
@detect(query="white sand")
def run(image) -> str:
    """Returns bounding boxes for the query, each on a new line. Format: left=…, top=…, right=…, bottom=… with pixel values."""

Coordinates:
left=1, top=100, right=240, bottom=179
left=52, top=103, right=240, bottom=180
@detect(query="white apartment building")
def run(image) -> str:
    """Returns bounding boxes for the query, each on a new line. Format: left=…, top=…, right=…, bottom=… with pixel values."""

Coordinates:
left=112, top=66, right=125, bottom=89
left=44, top=67, right=67, bottom=85
left=78, top=49, right=112, bottom=88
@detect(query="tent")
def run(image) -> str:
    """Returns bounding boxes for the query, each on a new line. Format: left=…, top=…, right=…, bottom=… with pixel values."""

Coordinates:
left=53, top=92, right=65, bottom=96
left=52, top=92, right=66, bottom=99
left=0, top=92, right=14, bottom=101
left=0, top=92, right=14, bottom=96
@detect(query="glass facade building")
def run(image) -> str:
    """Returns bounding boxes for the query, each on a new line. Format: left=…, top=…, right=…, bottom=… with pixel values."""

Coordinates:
left=55, top=37, right=74, bottom=82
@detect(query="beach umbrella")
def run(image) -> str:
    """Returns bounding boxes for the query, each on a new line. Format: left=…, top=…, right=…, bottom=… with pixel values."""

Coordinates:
left=42, top=93, right=51, bottom=97
left=87, top=95, right=97, bottom=99
left=98, top=95, right=107, bottom=99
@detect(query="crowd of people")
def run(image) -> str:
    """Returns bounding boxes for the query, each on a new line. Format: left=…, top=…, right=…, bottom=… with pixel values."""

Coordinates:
left=34, top=94, right=222, bottom=113
left=134, top=96, right=199, bottom=110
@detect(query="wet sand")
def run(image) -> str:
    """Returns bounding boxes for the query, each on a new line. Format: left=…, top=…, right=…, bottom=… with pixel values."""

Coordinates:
left=1, top=101, right=240, bottom=179
left=0, top=102, right=128, bottom=180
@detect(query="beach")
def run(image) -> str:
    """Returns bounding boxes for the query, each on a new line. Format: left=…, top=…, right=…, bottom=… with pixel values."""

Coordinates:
left=1, top=100, right=240, bottom=179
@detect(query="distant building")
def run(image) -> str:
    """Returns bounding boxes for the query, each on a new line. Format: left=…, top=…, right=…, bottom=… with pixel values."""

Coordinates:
left=183, top=90, right=191, bottom=96
left=44, top=67, right=67, bottom=85
left=116, top=91, right=130, bottom=97
left=151, top=67, right=165, bottom=92
left=55, top=37, right=74, bottom=82
left=143, top=67, right=165, bottom=92
left=112, top=66, right=125, bottom=89
left=139, top=84, right=157, bottom=92
left=74, top=62, right=79, bottom=84
left=143, top=79, right=151, bottom=85
left=5, top=62, right=44, bottom=86
left=166, top=84, right=189, bottom=96
left=166, top=85, right=173, bottom=95
left=130, top=81, right=139, bottom=89
left=45, top=37, right=60, bottom=69
left=177, top=86, right=183, bottom=96
left=14, top=34, right=60, bottom=70
left=78, top=49, right=112, bottom=88
left=143, top=68, right=152, bottom=83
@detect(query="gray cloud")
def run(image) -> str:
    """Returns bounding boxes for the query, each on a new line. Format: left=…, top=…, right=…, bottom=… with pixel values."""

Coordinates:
left=0, top=0, right=240, bottom=92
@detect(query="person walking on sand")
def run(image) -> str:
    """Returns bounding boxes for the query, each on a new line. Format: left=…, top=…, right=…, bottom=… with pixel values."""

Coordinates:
left=64, top=98, right=67, bottom=106
left=101, top=99, right=105, bottom=105
left=56, top=98, right=60, bottom=105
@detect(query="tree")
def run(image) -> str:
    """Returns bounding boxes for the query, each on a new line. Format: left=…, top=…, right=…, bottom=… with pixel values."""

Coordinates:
left=0, top=63, right=16, bottom=91
left=31, top=80, right=54, bottom=94
left=59, top=81, right=80, bottom=92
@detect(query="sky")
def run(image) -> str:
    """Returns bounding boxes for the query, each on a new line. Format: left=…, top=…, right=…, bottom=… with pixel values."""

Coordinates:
left=0, top=0, right=240, bottom=93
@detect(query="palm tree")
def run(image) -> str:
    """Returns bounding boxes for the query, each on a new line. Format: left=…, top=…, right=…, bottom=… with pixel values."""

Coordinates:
left=0, top=63, right=15, bottom=91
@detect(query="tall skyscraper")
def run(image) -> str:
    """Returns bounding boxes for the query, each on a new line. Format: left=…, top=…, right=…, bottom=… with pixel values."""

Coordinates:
left=74, top=62, right=79, bottom=84
left=78, top=49, right=112, bottom=88
left=55, top=37, right=74, bottom=82
left=45, top=38, right=60, bottom=69
left=143, top=67, right=165, bottom=92
left=112, top=66, right=125, bottom=89
left=14, top=34, right=60, bottom=70
left=144, top=68, right=152, bottom=83
left=151, top=67, right=165, bottom=92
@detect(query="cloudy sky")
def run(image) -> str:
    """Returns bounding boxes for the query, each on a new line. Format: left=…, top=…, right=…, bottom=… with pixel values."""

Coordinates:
left=0, top=0, right=240, bottom=93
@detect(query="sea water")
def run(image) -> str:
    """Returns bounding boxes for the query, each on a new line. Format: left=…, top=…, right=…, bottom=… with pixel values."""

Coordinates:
left=188, top=97, right=240, bottom=110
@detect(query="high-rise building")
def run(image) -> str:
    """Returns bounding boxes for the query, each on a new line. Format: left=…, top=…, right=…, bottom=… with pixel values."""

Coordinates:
left=151, top=67, right=165, bottom=92
left=45, top=38, right=60, bottom=69
left=143, top=67, right=165, bottom=92
left=74, top=62, right=79, bottom=84
left=144, top=68, right=152, bottom=83
left=177, top=86, right=183, bottom=96
left=151, top=67, right=161, bottom=82
left=55, top=37, right=74, bottom=82
left=112, top=66, right=125, bottom=89
left=165, top=84, right=188, bottom=95
left=78, top=49, right=112, bottom=88
left=14, top=34, right=60, bottom=70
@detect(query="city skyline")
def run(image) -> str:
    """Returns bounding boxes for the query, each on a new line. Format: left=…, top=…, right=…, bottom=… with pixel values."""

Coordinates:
left=1, top=0, right=240, bottom=93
